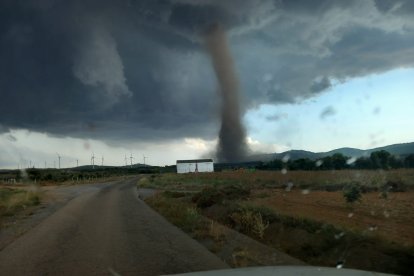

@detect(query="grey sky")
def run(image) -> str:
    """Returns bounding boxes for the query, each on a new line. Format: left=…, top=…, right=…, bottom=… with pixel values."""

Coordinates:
left=1, top=0, right=413, bottom=147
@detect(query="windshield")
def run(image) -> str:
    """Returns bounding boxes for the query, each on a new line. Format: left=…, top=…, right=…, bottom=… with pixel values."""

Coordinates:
left=0, top=1, right=413, bottom=276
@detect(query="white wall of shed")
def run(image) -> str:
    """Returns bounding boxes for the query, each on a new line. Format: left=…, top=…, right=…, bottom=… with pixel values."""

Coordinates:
left=176, top=162, right=214, bottom=173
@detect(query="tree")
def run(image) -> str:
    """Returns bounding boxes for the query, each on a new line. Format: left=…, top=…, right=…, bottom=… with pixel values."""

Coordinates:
left=331, top=153, right=348, bottom=170
left=268, top=159, right=284, bottom=170
left=320, top=156, right=333, bottom=170
left=388, top=156, right=403, bottom=169
left=405, top=154, right=414, bottom=168
left=355, top=157, right=372, bottom=169
left=289, top=158, right=314, bottom=170
left=370, top=150, right=391, bottom=169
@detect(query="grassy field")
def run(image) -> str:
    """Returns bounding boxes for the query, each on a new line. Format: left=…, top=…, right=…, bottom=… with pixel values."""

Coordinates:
left=0, top=187, right=41, bottom=227
left=139, top=169, right=414, bottom=191
left=140, top=169, right=414, bottom=275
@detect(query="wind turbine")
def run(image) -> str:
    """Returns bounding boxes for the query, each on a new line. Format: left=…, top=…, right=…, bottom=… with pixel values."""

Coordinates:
left=124, top=154, right=128, bottom=166
left=129, top=153, right=134, bottom=168
left=56, top=153, right=61, bottom=169
left=101, top=156, right=104, bottom=166
left=143, top=155, right=148, bottom=166
left=76, top=159, right=79, bottom=167
left=91, top=153, right=95, bottom=169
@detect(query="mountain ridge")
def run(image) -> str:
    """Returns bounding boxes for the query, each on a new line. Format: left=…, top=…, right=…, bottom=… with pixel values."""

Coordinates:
left=250, top=142, right=414, bottom=162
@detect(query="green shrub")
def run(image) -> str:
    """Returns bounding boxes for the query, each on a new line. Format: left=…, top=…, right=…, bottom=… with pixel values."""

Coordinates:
left=343, top=182, right=362, bottom=203
left=220, top=184, right=250, bottom=200
left=229, top=209, right=269, bottom=239
left=163, top=190, right=188, bottom=198
left=145, top=194, right=202, bottom=233
left=137, top=177, right=151, bottom=188
left=192, top=185, right=250, bottom=208
left=192, top=187, right=224, bottom=208
left=183, top=207, right=201, bottom=232
left=384, top=180, right=407, bottom=192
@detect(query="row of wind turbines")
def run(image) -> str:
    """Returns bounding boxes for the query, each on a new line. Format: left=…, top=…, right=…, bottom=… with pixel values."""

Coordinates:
left=18, top=152, right=149, bottom=170
left=122, top=153, right=149, bottom=168
left=89, top=152, right=149, bottom=169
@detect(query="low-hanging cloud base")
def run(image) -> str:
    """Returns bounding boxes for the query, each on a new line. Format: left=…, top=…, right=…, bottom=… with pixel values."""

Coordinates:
left=1, top=0, right=414, bottom=155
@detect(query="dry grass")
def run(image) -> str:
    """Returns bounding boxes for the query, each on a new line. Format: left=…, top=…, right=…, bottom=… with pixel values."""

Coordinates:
left=145, top=170, right=414, bottom=246
left=0, top=187, right=41, bottom=220
left=209, top=220, right=226, bottom=242
left=144, top=170, right=414, bottom=274
left=143, top=169, right=414, bottom=191
left=249, top=188, right=414, bottom=247
left=229, top=210, right=269, bottom=239
left=145, top=193, right=203, bottom=234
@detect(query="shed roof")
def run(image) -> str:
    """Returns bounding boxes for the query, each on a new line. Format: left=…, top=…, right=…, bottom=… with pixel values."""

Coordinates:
left=176, top=159, right=213, bottom=164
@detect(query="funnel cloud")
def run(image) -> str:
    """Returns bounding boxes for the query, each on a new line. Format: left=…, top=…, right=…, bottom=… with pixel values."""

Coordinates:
left=205, top=24, right=248, bottom=162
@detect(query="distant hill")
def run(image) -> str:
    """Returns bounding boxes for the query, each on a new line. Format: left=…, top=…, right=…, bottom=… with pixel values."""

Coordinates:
left=72, top=163, right=150, bottom=171
left=323, top=147, right=365, bottom=158
left=250, top=142, right=414, bottom=162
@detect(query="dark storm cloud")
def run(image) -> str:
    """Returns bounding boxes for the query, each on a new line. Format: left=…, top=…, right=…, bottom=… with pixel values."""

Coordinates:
left=265, top=113, right=288, bottom=122
left=320, top=106, right=336, bottom=119
left=310, top=77, right=332, bottom=94
left=1, top=0, right=414, bottom=143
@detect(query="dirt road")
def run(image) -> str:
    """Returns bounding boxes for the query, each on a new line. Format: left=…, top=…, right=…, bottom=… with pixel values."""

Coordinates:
left=0, top=178, right=228, bottom=275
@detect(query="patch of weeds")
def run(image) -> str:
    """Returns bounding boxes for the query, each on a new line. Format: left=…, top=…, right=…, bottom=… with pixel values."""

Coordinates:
left=230, top=204, right=339, bottom=236
left=296, top=217, right=321, bottom=234
left=379, top=183, right=392, bottom=199
left=209, top=220, right=226, bottom=242
left=255, top=192, right=270, bottom=198
left=182, top=207, right=201, bottom=232
left=342, top=182, right=362, bottom=203
left=384, top=180, right=407, bottom=192
left=221, top=185, right=250, bottom=200
left=192, top=185, right=250, bottom=208
left=137, top=177, right=152, bottom=188
left=192, top=187, right=224, bottom=208
left=231, top=247, right=251, bottom=267
left=163, top=190, right=188, bottom=198
left=145, top=194, right=203, bottom=233
left=0, top=188, right=41, bottom=218
left=229, top=209, right=269, bottom=239
left=323, top=183, right=345, bottom=192
left=301, top=243, right=320, bottom=257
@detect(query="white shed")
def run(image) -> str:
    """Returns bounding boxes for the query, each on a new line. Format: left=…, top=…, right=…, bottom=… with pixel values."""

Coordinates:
left=176, top=159, right=214, bottom=174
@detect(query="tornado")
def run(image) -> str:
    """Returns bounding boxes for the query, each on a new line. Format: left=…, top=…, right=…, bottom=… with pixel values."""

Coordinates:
left=205, top=24, right=248, bottom=162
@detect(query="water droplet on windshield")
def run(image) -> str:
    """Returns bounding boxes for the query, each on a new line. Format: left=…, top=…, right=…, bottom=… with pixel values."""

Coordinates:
left=383, top=210, right=390, bottom=218
left=315, top=160, right=323, bottom=167
left=282, top=155, right=290, bottom=163
left=348, top=213, right=354, bottom=218
left=336, top=261, right=344, bottom=269
left=335, top=232, right=345, bottom=239
left=369, top=225, right=378, bottom=231
left=346, top=157, right=356, bottom=165
left=285, top=181, right=294, bottom=192
left=301, top=189, right=310, bottom=195
left=281, top=168, right=287, bottom=174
